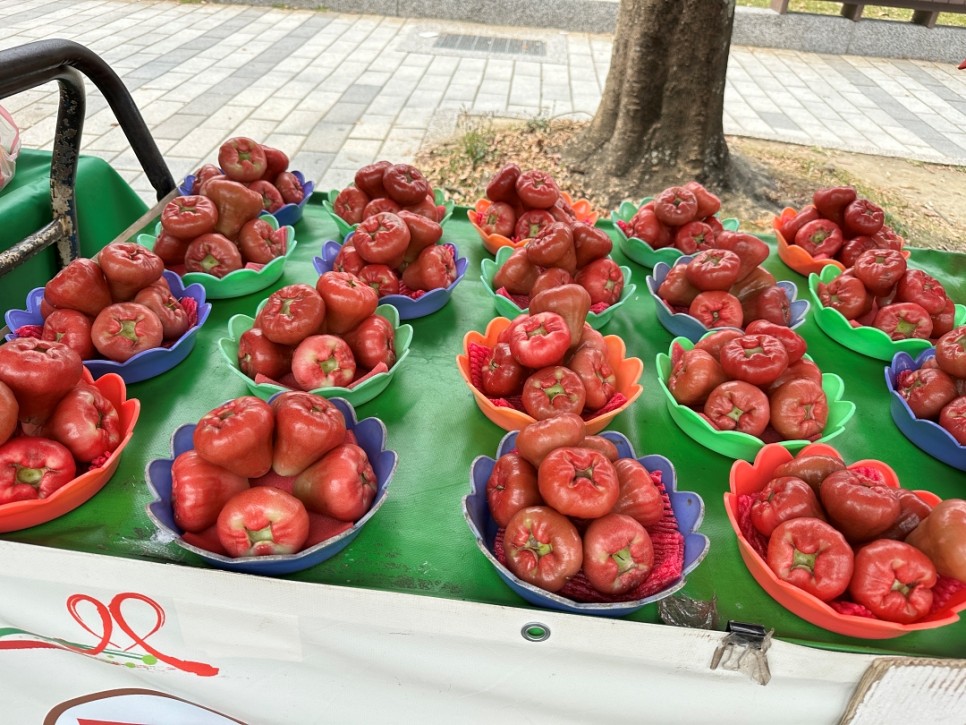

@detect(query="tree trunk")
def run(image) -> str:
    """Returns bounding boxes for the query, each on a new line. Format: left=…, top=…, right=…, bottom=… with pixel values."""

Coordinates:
left=565, top=0, right=739, bottom=203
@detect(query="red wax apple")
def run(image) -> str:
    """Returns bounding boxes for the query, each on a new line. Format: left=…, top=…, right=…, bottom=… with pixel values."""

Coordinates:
left=293, top=443, right=378, bottom=522
left=270, top=391, right=347, bottom=477
left=193, top=396, right=275, bottom=478
left=171, top=450, right=250, bottom=533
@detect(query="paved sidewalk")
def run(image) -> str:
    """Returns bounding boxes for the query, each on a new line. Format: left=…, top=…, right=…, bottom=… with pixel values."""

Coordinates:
left=1, top=0, right=965, bottom=206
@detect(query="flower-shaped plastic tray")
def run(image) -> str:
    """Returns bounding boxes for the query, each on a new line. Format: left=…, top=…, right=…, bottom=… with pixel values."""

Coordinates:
left=137, top=215, right=297, bottom=300
left=885, top=349, right=966, bottom=471
left=479, top=245, right=635, bottom=330
left=455, top=316, right=643, bottom=435
left=468, top=193, right=599, bottom=256
left=0, top=369, right=140, bottom=533
left=313, top=237, right=468, bottom=320
left=145, top=397, right=396, bottom=576
left=646, top=255, right=809, bottom=343
left=321, top=188, right=454, bottom=240
left=807, top=265, right=966, bottom=361
left=611, top=197, right=740, bottom=269
left=773, top=207, right=911, bottom=276
left=178, top=170, right=315, bottom=228
left=463, top=429, right=709, bottom=616
left=656, top=336, right=855, bottom=461
left=725, top=443, right=966, bottom=639
left=4, top=270, right=212, bottom=384
left=217, top=304, right=412, bottom=408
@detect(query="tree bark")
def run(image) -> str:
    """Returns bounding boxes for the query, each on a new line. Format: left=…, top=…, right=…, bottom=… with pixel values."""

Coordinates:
left=566, top=0, right=739, bottom=202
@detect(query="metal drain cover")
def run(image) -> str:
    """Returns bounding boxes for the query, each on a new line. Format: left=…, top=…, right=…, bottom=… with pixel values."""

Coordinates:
left=433, top=33, right=546, bottom=56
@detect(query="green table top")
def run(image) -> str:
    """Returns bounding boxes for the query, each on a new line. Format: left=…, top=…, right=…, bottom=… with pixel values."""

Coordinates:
left=0, top=148, right=149, bottom=313
left=2, top=162, right=965, bottom=660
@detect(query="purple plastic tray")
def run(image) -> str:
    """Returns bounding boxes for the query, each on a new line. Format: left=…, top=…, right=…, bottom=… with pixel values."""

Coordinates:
left=645, top=255, right=808, bottom=343
left=885, top=349, right=966, bottom=471
left=313, top=235, right=468, bottom=320
left=462, top=430, right=709, bottom=617
left=4, top=270, right=212, bottom=384
left=145, top=397, right=397, bottom=576
left=179, top=170, right=314, bottom=228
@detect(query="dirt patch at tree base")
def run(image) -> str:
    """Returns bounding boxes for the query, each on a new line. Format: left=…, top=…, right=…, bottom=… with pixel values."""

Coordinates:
left=413, top=117, right=966, bottom=253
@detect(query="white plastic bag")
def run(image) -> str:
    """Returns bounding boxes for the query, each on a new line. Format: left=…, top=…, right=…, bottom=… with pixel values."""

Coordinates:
left=0, top=106, right=21, bottom=192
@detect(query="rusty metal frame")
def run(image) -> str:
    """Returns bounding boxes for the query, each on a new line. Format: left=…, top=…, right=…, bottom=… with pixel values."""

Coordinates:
left=0, top=39, right=176, bottom=277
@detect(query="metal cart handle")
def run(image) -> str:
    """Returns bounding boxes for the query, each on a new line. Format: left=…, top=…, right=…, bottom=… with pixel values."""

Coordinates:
left=0, top=38, right=175, bottom=276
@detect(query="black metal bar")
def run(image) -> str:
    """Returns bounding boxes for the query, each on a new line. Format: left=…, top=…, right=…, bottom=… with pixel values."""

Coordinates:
left=0, top=39, right=176, bottom=278
left=50, top=66, right=85, bottom=266
left=0, top=39, right=175, bottom=202
left=0, top=65, right=84, bottom=278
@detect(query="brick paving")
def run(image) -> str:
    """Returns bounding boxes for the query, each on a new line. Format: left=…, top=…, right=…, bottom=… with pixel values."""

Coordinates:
left=1, top=0, right=965, bottom=205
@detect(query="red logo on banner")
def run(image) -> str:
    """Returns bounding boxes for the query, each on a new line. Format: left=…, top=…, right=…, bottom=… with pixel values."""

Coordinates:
left=0, top=591, right=218, bottom=677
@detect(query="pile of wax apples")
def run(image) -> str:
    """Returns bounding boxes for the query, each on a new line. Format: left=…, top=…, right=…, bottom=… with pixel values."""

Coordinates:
left=237, top=277, right=396, bottom=390
left=172, top=393, right=377, bottom=558
left=16, top=242, right=196, bottom=362
left=0, top=341, right=124, bottom=503
left=739, top=450, right=966, bottom=624
left=156, top=137, right=302, bottom=276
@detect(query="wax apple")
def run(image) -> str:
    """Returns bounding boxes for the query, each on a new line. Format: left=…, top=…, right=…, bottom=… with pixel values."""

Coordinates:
left=521, top=366, right=587, bottom=420
left=353, top=212, right=411, bottom=267
left=342, top=314, right=396, bottom=370
left=503, top=506, right=582, bottom=592
left=293, top=443, right=377, bottom=522
left=43, top=258, right=112, bottom=317
left=480, top=342, right=526, bottom=398
left=183, top=233, right=243, bottom=278
left=529, top=285, right=591, bottom=347
left=171, top=451, right=250, bottom=533
left=95, top=242, right=165, bottom=301
left=0, top=338, right=83, bottom=425
left=819, top=469, right=900, bottom=543
left=767, top=517, right=853, bottom=601
left=582, top=513, right=654, bottom=595
left=537, top=447, right=619, bottom=519
left=42, top=309, right=95, bottom=360
left=575, top=257, right=624, bottom=306
left=216, top=486, right=309, bottom=557
left=133, top=285, right=191, bottom=341
left=258, top=284, right=326, bottom=347
left=47, top=384, right=121, bottom=462
left=238, top=217, right=288, bottom=264
left=270, top=391, right=347, bottom=477
left=237, top=327, right=292, bottom=381
left=0, top=438, right=76, bottom=503
left=291, top=335, right=357, bottom=390
left=203, top=178, right=264, bottom=239
left=161, top=195, right=219, bottom=239
left=507, top=312, right=571, bottom=369
left=610, top=458, right=663, bottom=528
left=668, top=344, right=727, bottom=406
left=401, top=244, right=457, bottom=291
left=0, top=381, right=16, bottom=446
left=218, top=137, right=268, bottom=182
left=91, top=302, right=164, bottom=362
left=568, top=345, right=616, bottom=410
left=193, top=396, right=274, bottom=478
left=515, top=414, right=586, bottom=468
left=315, top=272, right=379, bottom=335
left=486, top=453, right=543, bottom=528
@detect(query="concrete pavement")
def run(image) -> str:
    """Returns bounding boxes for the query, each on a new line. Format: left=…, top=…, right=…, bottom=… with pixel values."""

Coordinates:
left=1, top=0, right=965, bottom=206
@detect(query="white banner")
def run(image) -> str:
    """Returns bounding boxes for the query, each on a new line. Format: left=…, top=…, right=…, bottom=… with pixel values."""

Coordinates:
left=0, top=540, right=881, bottom=723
